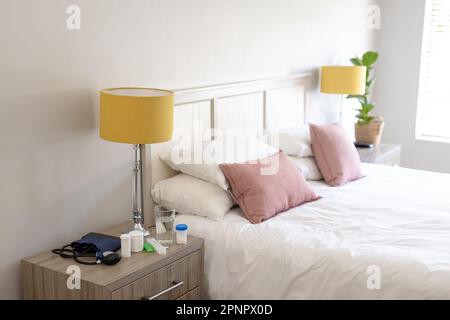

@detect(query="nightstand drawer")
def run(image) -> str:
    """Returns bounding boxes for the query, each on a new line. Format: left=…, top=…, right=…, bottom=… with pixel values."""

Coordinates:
left=112, top=250, right=202, bottom=300
left=177, top=287, right=201, bottom=300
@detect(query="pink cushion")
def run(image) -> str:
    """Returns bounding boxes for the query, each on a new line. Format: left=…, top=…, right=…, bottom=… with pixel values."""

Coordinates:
left=309, top=123, right=362, bottom=186
left=220, top=151, right=320, bottom=224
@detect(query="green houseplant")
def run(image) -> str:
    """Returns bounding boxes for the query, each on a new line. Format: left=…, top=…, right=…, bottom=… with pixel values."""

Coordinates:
left=347, top=51, right=384, bottom=145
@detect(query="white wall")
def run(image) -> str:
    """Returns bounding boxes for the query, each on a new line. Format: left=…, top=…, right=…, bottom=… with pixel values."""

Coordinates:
left=0, top=0, right=374, bottom=299
left=374, top=0, right=450, bottom=173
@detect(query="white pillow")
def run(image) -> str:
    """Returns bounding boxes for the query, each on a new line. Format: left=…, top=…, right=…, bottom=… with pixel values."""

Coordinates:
left=288, top=156, right=323, bottom=181
left=268, top=126, right=313, bottom=157
left=160, top=136, right=278, bottom=190
left=151, top=174, right=234, bottom=221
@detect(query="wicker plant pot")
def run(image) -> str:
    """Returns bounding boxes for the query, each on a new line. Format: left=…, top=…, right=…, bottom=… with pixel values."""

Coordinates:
left=355, top=116, right=385, bottom=145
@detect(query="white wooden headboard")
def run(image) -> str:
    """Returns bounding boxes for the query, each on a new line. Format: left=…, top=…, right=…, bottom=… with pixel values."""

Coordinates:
left=145, top=73, right=311, bottom=223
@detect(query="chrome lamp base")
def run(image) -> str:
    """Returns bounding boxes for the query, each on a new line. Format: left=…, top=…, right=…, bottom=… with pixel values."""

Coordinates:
left=129, top=144, right=150, bottom=237
left=131, top=221, right=150, bottom=237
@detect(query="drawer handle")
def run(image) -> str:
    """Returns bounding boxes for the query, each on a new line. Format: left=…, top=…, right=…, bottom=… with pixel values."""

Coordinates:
left=141, top=280, right=184, bottom=300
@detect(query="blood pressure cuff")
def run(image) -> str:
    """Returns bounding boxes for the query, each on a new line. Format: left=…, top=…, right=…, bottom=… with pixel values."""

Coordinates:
left=71, top=233, right=121, bottom=259
left=52, top=232, right=121, bottom=265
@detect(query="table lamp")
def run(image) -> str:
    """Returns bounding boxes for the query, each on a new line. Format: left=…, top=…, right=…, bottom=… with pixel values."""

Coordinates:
left=100, top=88, right=174, bottom=235
left=320, top=66, right=366, bottom=122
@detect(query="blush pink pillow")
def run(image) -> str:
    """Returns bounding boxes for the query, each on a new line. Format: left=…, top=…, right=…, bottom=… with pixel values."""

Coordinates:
left=309, top=123, right=362, bottom=186
left=219, top=151, right=320, bottom=224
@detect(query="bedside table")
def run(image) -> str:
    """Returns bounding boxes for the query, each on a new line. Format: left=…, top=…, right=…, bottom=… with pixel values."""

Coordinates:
left=357, top=143, right=402, bottom=166
left=21, top=222, right=204, bottom=300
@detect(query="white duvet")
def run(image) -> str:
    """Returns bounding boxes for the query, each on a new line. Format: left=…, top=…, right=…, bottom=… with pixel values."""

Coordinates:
left=175, top=163, right=450, bottom=299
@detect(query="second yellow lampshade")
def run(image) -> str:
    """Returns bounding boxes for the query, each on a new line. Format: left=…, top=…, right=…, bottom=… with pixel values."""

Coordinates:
left=320, top=66, right=367, bottom=95
left=100, top=88, right=174, bottom=144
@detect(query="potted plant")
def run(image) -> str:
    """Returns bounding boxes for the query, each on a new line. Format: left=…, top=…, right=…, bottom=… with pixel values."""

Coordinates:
left=348, top=51, right=384, bottom=145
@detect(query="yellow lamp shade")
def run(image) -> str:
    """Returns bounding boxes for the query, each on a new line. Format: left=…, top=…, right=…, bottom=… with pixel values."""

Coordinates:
left=320, top=66, right=367, bottom=95
left=100, top=88, right=174, bottom=144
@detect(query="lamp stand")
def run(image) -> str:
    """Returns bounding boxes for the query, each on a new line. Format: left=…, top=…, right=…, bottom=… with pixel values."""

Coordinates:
left=131, top=144, right=149, bottom=236
left=339, top=94, right=344, bottom=124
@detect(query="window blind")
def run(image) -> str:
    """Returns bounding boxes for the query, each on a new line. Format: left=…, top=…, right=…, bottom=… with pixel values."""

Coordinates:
left=416, top=0, right=450, bottom=142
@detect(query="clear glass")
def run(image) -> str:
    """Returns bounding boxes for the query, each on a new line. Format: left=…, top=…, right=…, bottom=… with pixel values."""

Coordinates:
left=154, top=205, right=175, bottom=244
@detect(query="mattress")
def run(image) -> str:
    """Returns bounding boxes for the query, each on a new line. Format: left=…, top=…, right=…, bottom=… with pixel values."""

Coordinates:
left=175, top=163, right=450, bottom=299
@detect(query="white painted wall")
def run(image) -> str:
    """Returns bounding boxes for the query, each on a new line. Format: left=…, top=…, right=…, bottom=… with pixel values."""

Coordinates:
left=374, top=0, right=450, bottom=173
left=0, top=0, right=374, bottom=299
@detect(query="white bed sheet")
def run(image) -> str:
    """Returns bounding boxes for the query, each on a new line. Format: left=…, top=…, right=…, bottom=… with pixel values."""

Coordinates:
left=175, top=163, right=450, bottom=299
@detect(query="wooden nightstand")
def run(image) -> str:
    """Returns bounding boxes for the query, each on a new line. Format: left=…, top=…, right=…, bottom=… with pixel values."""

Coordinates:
left=21, top=222, right=204, bottom=300
left=357, top=143, right=402, bottom=166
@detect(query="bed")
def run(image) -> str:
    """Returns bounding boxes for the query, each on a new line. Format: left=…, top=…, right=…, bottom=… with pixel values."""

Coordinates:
left=149, top=74, right=450, bottom=299
left=174, top=163, right=450, bottom=299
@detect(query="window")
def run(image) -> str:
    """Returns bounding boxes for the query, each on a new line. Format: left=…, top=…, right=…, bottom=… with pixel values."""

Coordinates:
left=416, top=0, right=450, bottom=143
